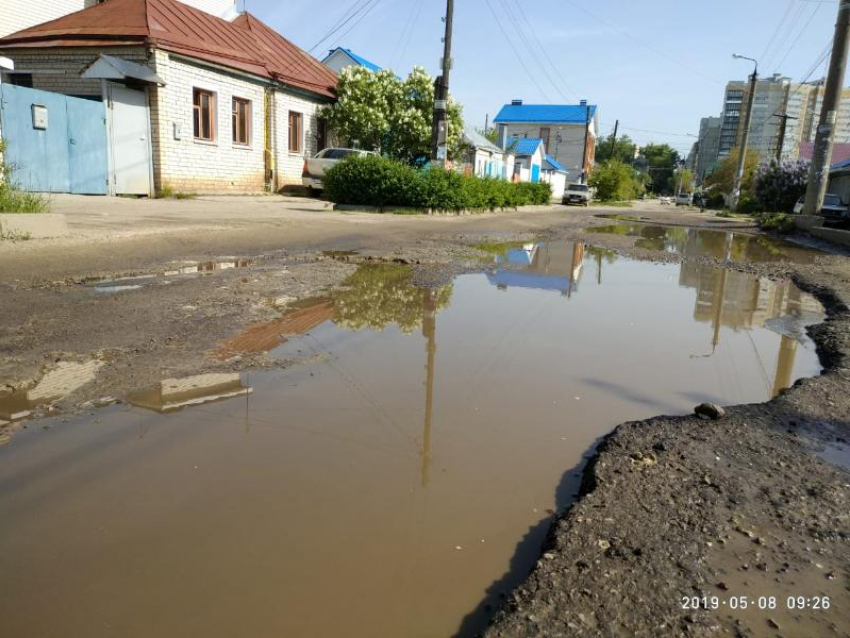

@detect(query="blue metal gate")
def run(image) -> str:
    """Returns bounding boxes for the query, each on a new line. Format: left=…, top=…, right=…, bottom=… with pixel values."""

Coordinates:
left=0, top=84, right=108, bottom=194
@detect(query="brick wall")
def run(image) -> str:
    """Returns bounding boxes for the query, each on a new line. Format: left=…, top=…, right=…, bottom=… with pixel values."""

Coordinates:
left=1, top=47, right=332, bottom=193
left=1, top=47, right=149, bottom=96
left=150, top=51, right=266, bottom=193
left=271, top=88, right=325, bottom=187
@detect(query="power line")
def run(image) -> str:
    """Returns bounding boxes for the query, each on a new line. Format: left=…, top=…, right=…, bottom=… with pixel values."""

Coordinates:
left=308, top=0, right=374, bottom=54
left=563, top=0, right=723, bottom=85
left=391, top=0, right=422, bottom=70
left=483, top=0, right=554, bottom=101
left=329, top=0, right=384, bottom=50
left=764, top=0, right=809, bottom=70
left=773, top=3, right=824, bottom=72
left=761, top=0, right=797, bottom=64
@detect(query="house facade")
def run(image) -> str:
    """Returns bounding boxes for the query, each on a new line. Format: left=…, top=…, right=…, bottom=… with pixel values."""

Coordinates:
left=510, top=137, right=545, bottom=183
left=321, top=48, right=382, bottom=75
left=0, top=0, right=336, bottom=194
left=494, top=99, right=597, bottom=182
left=462, top=127, right=512, bottom=179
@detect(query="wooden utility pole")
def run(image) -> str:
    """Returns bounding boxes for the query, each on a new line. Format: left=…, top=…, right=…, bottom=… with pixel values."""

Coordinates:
left=430, top=0, right=454, bottom=165
left=803, top=0, right=850, bottom=215
left=609, top=119, right=619, bottom=160
left=772, top=114, right=798, bottom=163
left=581, top=100, right=591, bottom=183
left=731, top=55, right=758, bottom=212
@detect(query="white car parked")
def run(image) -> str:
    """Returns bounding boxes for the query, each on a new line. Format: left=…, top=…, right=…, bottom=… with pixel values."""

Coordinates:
left=302, top=148, right=377, bottom=192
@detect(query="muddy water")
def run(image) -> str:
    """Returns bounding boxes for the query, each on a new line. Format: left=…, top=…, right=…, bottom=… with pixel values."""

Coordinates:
left=0, top=244, right=824, bottom=638
left=586, top=222, right=822, bottom=263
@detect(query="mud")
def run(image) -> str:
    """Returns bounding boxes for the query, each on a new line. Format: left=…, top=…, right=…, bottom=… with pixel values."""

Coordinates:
left=0, top=200, right=849, bottom=637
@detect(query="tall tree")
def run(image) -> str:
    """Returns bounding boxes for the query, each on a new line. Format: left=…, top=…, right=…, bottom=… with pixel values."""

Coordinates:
left=640, top=143, right=680, bottom=194
left=595, top=133, right=637, bottom=164
left=703, top=149, right=760, bottom=198
left=318, top=66, right=464, bottom=165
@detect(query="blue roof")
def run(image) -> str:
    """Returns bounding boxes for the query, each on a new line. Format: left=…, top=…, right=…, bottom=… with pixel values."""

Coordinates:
left=510, top=138, right=543, bottom=156
left=493, top=103, right=597, bottom=124
left=329, top=48, right=382, bottom=72
left=544, top=154, right=565, bottom=172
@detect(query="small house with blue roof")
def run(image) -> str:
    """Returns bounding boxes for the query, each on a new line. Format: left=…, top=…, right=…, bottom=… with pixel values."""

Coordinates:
left=494, top=99, right=598, bottom=182
left=508, top=137, right=546, bottom=184
left=322, top=47, right=383, bottom=74
left=462, top=127, right=514, bottom=180
left=541, top=154, right=569, bottom=200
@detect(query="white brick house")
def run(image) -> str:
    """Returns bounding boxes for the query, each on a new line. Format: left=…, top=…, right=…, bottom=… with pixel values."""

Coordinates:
left=0, top=0, right=336, bottom=194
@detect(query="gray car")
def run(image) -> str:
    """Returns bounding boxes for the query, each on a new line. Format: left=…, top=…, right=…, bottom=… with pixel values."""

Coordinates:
left=793, top=193, right=849, bottom=225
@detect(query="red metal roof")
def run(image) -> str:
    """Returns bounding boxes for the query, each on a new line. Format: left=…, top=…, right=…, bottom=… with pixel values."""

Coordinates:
left=799, top=142, right=850, bottom=167
left=0, top=0, right=337, bottom=98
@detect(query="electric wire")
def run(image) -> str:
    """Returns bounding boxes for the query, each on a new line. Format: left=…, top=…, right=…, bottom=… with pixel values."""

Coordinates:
left=308, top=0, right=374, bottom=54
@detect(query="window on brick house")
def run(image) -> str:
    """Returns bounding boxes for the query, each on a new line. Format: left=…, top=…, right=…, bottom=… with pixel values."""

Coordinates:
left=288, top=111, right=302, bottom=153
left=193, top=88, right=215, bottom=141
left=232, top=97, right=251, bottom=145
left=10, top=73, right=33, bottom=88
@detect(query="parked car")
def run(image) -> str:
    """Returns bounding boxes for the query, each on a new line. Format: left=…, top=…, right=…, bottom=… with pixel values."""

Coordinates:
left=659, top=196, right=673, bottom=205
left=563, top=183, right=593, bottom=206
left=302, top=148, right=376, bottom=191
left=793, top=193, right=849, bottom=225
left=675, top=193, right=694, bottom=206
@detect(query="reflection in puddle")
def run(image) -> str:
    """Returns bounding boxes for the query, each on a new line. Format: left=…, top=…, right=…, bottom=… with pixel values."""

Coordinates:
left=91, top=259, right=252, bottom=294
left=127, top=373, right=252, bottom=413
left=0, top=247, right=826, bottom=638
left=585, top=222, right=821, bottom=264
left=0, top=360, right=102, bottom=421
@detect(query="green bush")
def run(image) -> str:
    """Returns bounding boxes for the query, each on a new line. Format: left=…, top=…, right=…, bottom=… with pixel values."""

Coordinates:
left=323, top=155, right=551, bottom=211
left=0, top=141, right=49, bottom=214
left=589, top=159, right=643, bottom=201
left=756, top=212, right=795, bottom=234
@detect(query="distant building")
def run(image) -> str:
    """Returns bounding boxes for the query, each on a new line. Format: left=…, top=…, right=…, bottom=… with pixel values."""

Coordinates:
left=509, top=137, right=546, bottom=183
left=462, top=127, right=511, bottom=180
left=493, top=99, right=598, bottom=181
left=695, top=116, right=721, bottom=181
left=322, top=48, right=383, bottom=74
left=541, top=154, right=568, bottom=201
left=711, top=74, right=850, bottom=165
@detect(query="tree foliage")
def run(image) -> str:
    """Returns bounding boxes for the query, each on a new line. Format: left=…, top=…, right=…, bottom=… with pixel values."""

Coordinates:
left=669, top=168, right=695, bottom=194
left=640, top=143, right=680, bottom=194
left=703, top=148, right=760, bottom=197
left=753, top=159, right=810, bottom=213
left=317, top=66, right=464, bottom=165
left=589, top=159, right=644, bottom=201
left=595, top=133, right=638, bottom=164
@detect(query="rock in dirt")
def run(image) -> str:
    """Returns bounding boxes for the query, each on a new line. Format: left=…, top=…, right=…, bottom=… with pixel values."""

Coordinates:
left=695, top=403, right=726, bottom=420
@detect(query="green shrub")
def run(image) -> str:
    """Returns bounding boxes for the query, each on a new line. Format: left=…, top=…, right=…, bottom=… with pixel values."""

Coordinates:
left=0, top=140, right=49, bottom=214
left=323, top=155, right=551, bottom=211
left=756, top=212, right=795, bottom=234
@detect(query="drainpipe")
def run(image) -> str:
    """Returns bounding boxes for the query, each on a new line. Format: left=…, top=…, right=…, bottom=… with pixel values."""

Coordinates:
left=264, top=87, right=275, bottom=192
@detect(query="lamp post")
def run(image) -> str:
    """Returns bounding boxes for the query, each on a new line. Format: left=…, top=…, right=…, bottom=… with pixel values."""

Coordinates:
left=730, top=54, right=758, bottom=212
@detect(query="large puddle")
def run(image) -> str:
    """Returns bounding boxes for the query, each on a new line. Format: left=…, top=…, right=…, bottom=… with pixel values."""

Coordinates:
left=585, top=222, right=821, bottom=263
left=0, top=243, right=825, bottom=637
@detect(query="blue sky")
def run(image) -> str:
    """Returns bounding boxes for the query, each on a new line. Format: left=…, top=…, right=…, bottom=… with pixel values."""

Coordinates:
left=245, top=0, right=843, bottom=155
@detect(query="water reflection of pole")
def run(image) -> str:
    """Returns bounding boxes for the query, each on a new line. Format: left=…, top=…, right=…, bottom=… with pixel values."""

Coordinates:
left=421, top=289, right=438, bottom=487
left=597, top=251, right=602, bottom=285
left=771, top=284, right=801, bottom=397
left=709, top=234, right=734, bottom=352
left=567, top=242, right=585, bottom=298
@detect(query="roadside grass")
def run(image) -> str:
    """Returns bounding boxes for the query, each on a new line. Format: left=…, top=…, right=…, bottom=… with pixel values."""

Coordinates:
left=0, top=220, right=32, bottom=241
left=156, top=185, right=198, bottom=200
left=0, top=187, right=49, bottom=214
left=715, top=209, right=753, bottom=219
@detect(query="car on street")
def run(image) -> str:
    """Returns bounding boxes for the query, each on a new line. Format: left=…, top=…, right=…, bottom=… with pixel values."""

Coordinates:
left=563, top=183, right=593, bottom=206
left=793, top=193, right=849, bottom=225
left=659, top=196, right=673, bottom=205
left=675, top=193, right=694, bottom=206
left=302, top=148, right=377, bottom=192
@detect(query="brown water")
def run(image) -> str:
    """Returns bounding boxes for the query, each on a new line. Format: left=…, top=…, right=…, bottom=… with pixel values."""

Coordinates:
left=0, top=244, right=825, bottom=638
left=585, top=222, right=822, bottom=263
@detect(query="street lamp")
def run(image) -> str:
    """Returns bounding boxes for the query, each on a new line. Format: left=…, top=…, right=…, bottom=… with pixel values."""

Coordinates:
left=730, top=54, right=759, bottom=212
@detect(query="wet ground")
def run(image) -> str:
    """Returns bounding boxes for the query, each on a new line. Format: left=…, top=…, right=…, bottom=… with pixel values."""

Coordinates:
left=1, top=203, right=848, bottom=637
left=0, top=235, right=829, bottom=638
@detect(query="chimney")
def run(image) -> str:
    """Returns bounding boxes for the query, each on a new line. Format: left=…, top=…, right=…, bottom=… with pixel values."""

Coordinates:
left=580, top=99, right=587, bottom=107
left=511, top=99, right=523, bottom=106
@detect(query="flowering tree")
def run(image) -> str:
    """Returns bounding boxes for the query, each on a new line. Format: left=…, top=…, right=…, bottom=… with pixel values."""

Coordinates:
left=318, top=66, right=464, bottom=165
left=753, top=159, right=810, bottom=213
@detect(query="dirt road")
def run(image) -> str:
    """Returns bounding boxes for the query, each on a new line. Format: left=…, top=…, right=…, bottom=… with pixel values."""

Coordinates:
left=1, top=195, right=847, bottom=637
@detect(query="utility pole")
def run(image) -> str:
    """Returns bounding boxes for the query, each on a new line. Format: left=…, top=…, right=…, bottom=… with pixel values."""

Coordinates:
left=581, top=100, right=591, bottom=183
left=609, top=119, right=619, bottom=160
left=772, top=114, right=798, bottom=163
left=430, top=0, right=454, bottom=166
left=731, top=54, right=758, bottom=212
left=803, top=0, right=850, bottom=216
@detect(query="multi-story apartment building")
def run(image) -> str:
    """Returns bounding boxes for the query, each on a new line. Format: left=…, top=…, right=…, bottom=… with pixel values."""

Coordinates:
left=0, top=0, right=236, bottom=38
left=717, top=74, right=791, bottom=161
left=784, top=82, right=850, bottom=160
left=695, top=116, right=721, bottom=181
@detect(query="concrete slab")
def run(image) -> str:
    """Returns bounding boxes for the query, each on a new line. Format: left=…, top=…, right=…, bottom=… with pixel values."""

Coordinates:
left=0, top=213, right=68, bottom=238
left=809, top=226, right=850, bottom=248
